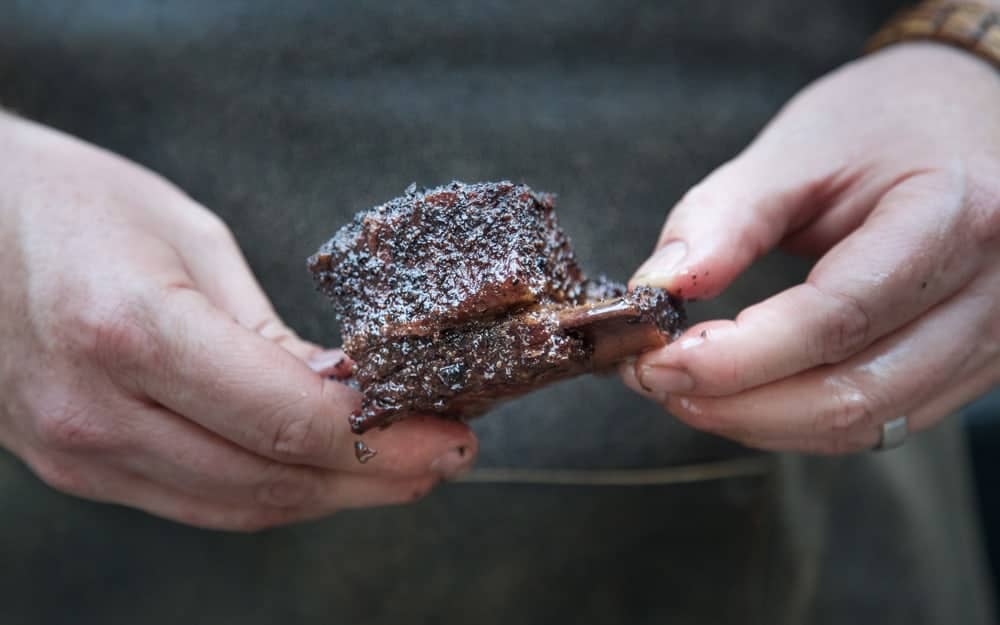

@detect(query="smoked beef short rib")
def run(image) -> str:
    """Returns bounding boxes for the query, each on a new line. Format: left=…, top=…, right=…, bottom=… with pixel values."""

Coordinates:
left=309, top=181, right=685, bottom=433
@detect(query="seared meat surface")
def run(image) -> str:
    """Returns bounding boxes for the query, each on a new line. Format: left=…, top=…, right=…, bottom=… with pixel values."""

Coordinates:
left=309, top=181, right=685, bottom=433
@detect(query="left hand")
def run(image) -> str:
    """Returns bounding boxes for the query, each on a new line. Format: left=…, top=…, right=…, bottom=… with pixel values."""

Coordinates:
left=621, top=42, right=1000, bottom=454
left=0, top=112, right=477, bottom=531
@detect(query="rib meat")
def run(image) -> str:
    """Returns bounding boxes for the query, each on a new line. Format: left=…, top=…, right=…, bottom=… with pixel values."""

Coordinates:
left=309, top=181, right=685, bottom=433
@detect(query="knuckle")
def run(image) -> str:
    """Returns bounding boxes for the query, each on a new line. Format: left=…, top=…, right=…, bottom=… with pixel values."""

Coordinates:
left=269, top=409, right=334, bottom=463
left=265, top=378, right=343, bottom=465
left=32, top=395, right=117, bottom=453
left=67, top=295, right=160, bottom=371
left=253, top=317, right=298, bottom=345
left=814, top=287, right=872, bottom=364
left=814, top=385, right=879, bottom=435
left=191, top=211, right=235, bottom=246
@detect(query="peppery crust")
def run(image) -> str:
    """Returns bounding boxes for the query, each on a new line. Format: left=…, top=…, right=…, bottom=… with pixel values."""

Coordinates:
left=309, top=181, right=685, bottom=433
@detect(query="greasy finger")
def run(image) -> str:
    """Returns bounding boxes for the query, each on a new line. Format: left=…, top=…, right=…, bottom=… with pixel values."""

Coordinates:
left=637, top=170, right=978, bottom=397
left=119, top=403, right=475, bottom=502
left=118, top=287, right=477, bottom=474
left=617, top=359, right=666, bottom=403
left=730, top=361, right=997, bottom=456
left=629, top=130, right=847, bottom=299
left=665, top=287, right=991, bottom=441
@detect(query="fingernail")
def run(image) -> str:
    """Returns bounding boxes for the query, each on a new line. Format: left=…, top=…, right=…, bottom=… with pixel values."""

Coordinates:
left=430, top=445, right=474, bottom=479
left=639, top=365, right=694, bottom=394
left=308, top=349, right=348, bottom=375
left=631, top=240, right=688, bottom=287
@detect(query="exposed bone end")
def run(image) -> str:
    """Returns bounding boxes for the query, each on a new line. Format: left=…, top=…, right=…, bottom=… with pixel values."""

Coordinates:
left=557, top=286, right=685, bottom=370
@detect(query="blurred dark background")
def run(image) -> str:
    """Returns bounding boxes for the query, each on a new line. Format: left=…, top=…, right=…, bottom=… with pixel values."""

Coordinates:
left=1, top=1, right=997, bottom=623
left=966, top=393, right=1000, bottom=606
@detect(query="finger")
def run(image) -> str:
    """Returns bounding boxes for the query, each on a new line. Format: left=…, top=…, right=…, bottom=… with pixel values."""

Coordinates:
left=620, top=356, right=879, bottom=454
left=738, top=360, right=998, bottom=456
left=26, top=450, right=439, bottom=531
left=111, top=286, right=477, bottom=474
left=636, top=170, right=979, bottom=397
left=617, top=359, right=666, bottom=403
left=346, top=416, right=479, bottom=477
left=167, top=208, right=328, bottom=363
left=719, top=268, right=1000, bottom=455
left=108, top=401, right=454, bottom=509
left=305, top=348, right=356, bottom=379
left=628, top=142, right=841, bottom=299
left=733, top=363, right=998, bottom=456
left=664, top=285, right=992, bottom=444
left=904, top=266, right=1000, bottom=431
left=908, top=367, right=999, bottom=433
left=620, top=335, right=875, bottom=447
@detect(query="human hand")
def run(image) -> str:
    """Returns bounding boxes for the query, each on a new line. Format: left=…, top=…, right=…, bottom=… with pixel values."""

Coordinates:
left=0, top=113, right=477, bottom=530
left=622, top=43, right=1000, bottom=454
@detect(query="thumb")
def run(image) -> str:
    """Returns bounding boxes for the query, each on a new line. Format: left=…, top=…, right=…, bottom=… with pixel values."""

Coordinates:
left=630, top=147, right=835, bottom=299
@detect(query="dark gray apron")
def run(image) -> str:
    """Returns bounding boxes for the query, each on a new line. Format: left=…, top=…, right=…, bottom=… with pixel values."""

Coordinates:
left=0, top=1, right=992, bottom=623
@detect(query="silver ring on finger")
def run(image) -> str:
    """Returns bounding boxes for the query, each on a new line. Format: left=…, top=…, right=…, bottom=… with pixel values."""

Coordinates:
left=873, top=416, right=908, bottom=452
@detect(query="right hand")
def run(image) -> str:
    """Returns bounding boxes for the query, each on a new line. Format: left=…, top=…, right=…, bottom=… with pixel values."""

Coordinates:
left=0, top=112, right=477, bottom=531
left=622, top=43, right=1000, bottom=454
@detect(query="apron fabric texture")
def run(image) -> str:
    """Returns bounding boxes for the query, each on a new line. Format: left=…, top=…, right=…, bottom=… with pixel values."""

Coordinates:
left=0, top=1, right=993, bottom=623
